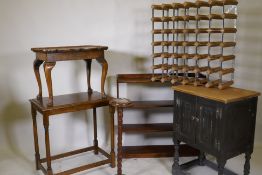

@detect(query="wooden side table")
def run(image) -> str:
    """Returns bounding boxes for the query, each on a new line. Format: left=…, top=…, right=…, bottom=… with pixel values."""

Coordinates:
left=172, top=85, right=260, bottom=175
left=30, top=45, right=115, bottom=175
left=31, top=45, right=108, bottom=106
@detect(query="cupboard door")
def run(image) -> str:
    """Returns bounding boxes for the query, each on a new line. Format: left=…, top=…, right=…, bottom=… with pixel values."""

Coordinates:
left=196, top=97, right=221, bottom=152
left=174, top=92, right=196, bottom=145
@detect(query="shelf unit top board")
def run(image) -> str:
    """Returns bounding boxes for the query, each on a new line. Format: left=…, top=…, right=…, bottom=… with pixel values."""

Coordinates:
left=172, top=85, right=260, bottom=104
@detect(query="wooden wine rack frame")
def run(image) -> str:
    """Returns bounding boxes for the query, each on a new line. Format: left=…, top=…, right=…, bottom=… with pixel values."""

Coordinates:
left=151, top=0, right=238, bottom=89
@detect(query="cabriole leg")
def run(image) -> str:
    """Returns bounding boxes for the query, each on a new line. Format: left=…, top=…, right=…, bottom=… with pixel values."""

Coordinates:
left=44, top=62, right=56, bottom=106
left=84, top=59, right=93, bottom=94
left=96, top=57, right=108, bottom=97
left=33, top=59, right=44, bottom=99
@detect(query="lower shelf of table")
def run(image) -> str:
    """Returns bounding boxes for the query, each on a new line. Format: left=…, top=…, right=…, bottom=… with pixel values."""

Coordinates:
left=38, top=146, right=112, bottom=175
left=122, top=145, right=199, bottom=159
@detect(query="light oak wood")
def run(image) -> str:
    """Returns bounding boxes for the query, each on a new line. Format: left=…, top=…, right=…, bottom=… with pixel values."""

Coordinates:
left=218, top=81, right=234, bottom=90
left=172, top=85, right=260, bottom=104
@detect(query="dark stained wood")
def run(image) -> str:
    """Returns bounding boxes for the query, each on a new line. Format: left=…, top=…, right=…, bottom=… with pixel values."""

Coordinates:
left=93, top=108, right=98, bottom=155
left=33, top=59, right=44, bottom=99
left=123, top=123, right=173, bottom=133
left=32, top=45, right=109, bottom=106
left=31, top=104, right=40, bottom=170
left=117, top=108, right=123, bottom=175
left=109, top=106, right=116, bottom=168
left=126, top=100, right=173, bottom=109
left=96, top=57, right=108, bottom=97
left=44, top=62, right=56, bottom=106
left=84, top=59, right=93, bottom=94
left=31, top=45, right=108, bottom=54
left=43, top=115, right=53, bottom=174
left=113, top=73, right=200, bottom=175
left=122, top=145, right=200, bottom=158
left=117, top=73, right=204, bottom=85
left=30, top=91, right=114, bottom=175
left=109, top=98, right=131, bottom=175
left=30, top=91, right=111, bottom=116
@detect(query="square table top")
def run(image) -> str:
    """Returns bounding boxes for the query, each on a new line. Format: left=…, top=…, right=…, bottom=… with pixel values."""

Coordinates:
left=172, top=85, right=260, bottom=104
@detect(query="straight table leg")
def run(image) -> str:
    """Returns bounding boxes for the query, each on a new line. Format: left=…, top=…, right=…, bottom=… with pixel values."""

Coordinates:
left=96, top=57, right=108, bottom=97
left=84, top=59, right=93, bottom=94
left=43, top=115, right=53, bottom=175
left=33, top=59, right=44, bottom=99
left=110, top=106, right=116, bottom=168
left=44, top=62, right=56, bottom=106
left=31, top=104, right=40, bottom=170
left=117, top=107, right=123, bottom=175
left=93, top=108, right=98, bottom=155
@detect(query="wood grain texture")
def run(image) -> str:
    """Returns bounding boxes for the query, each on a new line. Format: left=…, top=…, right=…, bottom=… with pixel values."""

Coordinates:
left=173, top=85, right=260, bottom=104
left=122, top=145, right=199, bottom=158
left=122, top=123, right=173, bottom=133
left=30, top=91, right=111, bottom=116
left=31, top=45, right=108, bottom=53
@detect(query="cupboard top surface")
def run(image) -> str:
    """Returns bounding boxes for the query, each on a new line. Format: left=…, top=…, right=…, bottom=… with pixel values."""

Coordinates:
left=172, top=85, right=260, bottom=104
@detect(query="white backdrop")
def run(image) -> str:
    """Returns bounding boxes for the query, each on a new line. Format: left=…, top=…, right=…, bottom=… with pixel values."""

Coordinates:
left=0, top=0, right=261, bottom=168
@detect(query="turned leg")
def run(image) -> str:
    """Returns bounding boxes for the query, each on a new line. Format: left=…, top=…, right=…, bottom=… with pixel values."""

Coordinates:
left=109, top=106, right=116, bottom=168
left=43, top=115, right=53, bottom=175
left=198, top=151, right=206, bottom=166
left=96, top=57, right=108, bottom=97
left=217, top=159, right=226, bottom=175
left=117, top=107, right=123, bottom=175
left=172, top=139, right=186, bottom=175
left=84, top=59, right=93, bottom=94
left=31, top=104, right=40, bottom=170
left=244, top=151, right=252, bottom=175
left=33, top=59, right=44, bottom=99
left=93, top=108, right=98, bottom=155
left=44, top=62, right=56, bottom=106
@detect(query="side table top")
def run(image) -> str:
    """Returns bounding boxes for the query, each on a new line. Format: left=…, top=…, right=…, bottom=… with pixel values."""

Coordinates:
left=172, top=85, right=260, bottom=104
left=31, top=45, right=108, bottom=53
left=30, top=91, right=111, bottom=115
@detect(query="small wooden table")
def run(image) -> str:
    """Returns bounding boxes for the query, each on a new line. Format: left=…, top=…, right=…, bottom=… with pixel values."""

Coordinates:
left=172, top=85, right=260, bottom=175
left=31, top=45, right=108, bottom=106
left=30, top=45, right=115, bottom=175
